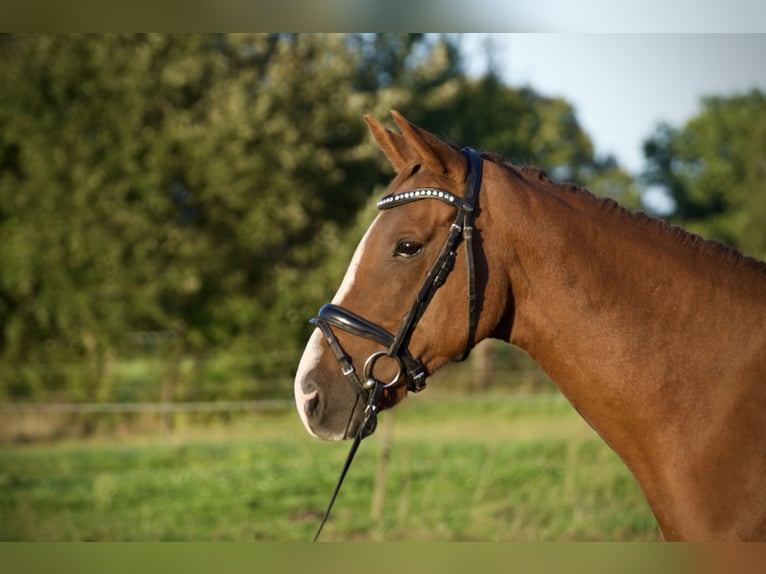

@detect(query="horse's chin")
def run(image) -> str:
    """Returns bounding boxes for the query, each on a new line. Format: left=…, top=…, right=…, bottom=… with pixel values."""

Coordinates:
left=298, top=408, right=359, bottom=442
left=294, top=371, right=366, bottom=441
left=314, top=427, right=352, bottom=442
left=295, top=346, right=411, bottom=441
left=296, top=383, right=406, bottom=441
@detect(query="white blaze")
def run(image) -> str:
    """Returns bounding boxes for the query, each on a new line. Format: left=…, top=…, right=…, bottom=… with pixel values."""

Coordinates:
left=331, top=221, right=376, bottom=305
left=294, top=219, right=377, bottom=435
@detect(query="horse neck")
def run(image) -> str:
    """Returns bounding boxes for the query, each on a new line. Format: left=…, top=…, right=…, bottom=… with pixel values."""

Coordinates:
left=487, top=164, right=752, bottom=368
left=487, top=164, right=763, bottom=380
left=494, top=168, right=667, bottom=356
left=483, top=162, right=766, bottom=538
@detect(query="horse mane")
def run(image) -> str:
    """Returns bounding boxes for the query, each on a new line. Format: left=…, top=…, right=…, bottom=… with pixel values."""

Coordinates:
left=481, top=152, right=766, bottom=276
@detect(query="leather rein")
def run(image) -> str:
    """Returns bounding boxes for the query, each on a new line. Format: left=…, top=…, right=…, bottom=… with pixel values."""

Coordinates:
left=310, top=148, right=483, bottom=541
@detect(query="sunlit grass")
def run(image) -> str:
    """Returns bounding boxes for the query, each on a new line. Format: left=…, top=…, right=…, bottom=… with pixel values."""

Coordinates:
left=0, top=394, right=660, bottom=541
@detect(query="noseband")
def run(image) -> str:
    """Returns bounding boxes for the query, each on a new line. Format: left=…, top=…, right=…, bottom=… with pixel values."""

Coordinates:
left=310, top=147, right=482, bottom=541
left=310, top=147, right=482, bottom=404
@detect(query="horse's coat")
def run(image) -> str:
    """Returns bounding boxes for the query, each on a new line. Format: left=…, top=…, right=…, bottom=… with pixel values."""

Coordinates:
left=295, top=111, right=766, bottom=540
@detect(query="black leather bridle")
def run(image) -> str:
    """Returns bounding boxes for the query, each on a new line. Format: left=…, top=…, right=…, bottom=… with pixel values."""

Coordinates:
left=310, top=147, right=482, bottom=405
left=311, top=148, right=483, bottom=541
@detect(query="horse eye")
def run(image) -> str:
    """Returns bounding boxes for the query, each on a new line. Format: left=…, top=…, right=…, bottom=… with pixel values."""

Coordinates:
left=394, top=240, right=423, bottom=258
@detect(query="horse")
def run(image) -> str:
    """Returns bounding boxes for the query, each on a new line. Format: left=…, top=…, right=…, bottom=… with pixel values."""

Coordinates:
left=294, top=110, right=766, bottom=541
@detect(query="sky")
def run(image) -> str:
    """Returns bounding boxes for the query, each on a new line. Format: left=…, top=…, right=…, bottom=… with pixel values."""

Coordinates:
left=460, top=34, right=766, bottom=211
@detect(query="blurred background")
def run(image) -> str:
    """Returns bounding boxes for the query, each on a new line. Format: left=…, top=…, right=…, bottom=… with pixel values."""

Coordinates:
left=1, top=33, right=765, bottom=541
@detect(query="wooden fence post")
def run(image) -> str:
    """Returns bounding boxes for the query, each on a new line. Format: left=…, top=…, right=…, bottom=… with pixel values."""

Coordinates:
left=370, top=410, right=395, bottom=539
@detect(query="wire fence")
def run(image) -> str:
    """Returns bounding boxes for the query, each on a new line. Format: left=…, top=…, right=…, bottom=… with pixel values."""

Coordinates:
left=0, top=397, right=299, bottom=443
left=0, top=399, right=294, bottom=414
left=0, top=340, right=557, bottom=442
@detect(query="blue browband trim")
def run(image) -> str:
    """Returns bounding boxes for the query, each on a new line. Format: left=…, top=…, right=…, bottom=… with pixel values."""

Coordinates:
left=377, top=188, right=465, bottom=210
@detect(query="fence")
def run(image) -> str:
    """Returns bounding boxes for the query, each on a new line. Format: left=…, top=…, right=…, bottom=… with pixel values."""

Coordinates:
left=0, top=398, right=298, bottom=443
left=0, top=399, right=293, bottom=415
left=0, top=340, right=557, bottom=442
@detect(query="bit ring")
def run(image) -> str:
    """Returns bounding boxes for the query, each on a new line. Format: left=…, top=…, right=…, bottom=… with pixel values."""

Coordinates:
left=363, top=351, right=403, bottom=388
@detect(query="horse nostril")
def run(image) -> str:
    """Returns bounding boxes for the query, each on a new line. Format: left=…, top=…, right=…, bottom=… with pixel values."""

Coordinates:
left=295, top=374, right=324, bottom=438
left=300, top=378, right=320, bottom=415
left=305, top=390, right=320, bottom=414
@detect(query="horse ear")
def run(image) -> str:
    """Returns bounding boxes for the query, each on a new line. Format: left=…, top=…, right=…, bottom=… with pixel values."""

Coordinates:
left=390, top=110, right=464, bottom=176
left=364, top=114, right=410, bottom=173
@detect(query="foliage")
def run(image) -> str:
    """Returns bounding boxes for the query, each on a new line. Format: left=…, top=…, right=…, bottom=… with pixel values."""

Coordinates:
left=394, top=72, right=643, bottom=210
left=0, top=34, right=640, bottom=402
left=0, top=34, right=384, bottom=397
left=642, top=89, right=766, bottom=259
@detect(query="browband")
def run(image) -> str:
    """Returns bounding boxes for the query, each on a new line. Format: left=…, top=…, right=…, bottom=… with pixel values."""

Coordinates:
left=377, top=188, right=468, bottom=210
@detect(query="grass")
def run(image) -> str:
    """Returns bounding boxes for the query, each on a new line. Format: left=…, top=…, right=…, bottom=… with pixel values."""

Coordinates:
left=0, top=394, right=660, bottom=541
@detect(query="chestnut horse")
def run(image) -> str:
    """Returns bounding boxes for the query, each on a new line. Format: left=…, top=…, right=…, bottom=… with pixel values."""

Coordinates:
left=294, top=111, right=766, bottom=540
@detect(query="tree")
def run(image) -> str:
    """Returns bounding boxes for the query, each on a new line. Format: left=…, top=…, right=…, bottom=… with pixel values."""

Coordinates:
left=0, top=34, right=463, bottom=399
left=0, top=33, right=642, bottom=402
left=642, top=89, right=766, bottom=259
left=386, top=70, right=641, bottom=210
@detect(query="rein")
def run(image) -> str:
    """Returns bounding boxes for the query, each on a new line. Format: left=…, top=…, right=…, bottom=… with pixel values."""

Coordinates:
left=310, top=147, right=482, bottom=541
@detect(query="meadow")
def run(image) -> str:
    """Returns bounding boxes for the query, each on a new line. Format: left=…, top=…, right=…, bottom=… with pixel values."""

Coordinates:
left=0, top=393, right=660, bottom=541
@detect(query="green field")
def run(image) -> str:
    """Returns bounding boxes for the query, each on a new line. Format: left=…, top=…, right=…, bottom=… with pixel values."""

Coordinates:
left=0, top=394, right=660, bottom=541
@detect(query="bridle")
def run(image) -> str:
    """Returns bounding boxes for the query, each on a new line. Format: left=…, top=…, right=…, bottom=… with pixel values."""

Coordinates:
left=311, top=147, right=482, bottom=405
left=310, top=147, right=483, bottom=541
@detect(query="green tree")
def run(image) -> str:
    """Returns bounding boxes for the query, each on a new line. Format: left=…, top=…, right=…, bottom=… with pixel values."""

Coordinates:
left=0, top=34, right=464, bottom=400
left=376, top=67, right=641, bottom=210
left=643, top=89, right=766, bottom=258
left=0, top=33, right=642, bottom=403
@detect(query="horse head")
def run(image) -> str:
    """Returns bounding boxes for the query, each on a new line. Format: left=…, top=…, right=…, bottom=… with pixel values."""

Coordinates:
left=295, top=111, right=511, bottom=440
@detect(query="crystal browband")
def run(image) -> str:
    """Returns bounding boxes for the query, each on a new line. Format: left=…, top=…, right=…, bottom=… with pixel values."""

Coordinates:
left=377, top=188, right=463, bottom=210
